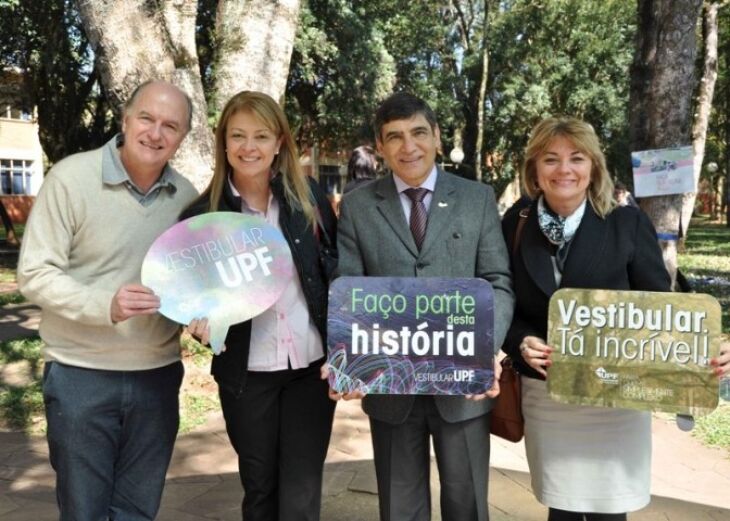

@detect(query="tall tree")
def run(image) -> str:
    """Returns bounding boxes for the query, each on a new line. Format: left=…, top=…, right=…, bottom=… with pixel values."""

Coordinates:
left=629, top=0, right=703, bottom=285
left=75, top=0, right=213, bottom=190
left=694, top=1, right=730, bottom=225
left=683, top=1, right=727, bottom=236
left=724, top=10, right=730, bottom=226
left=473, top=0, right=491, bottom=181
left=75, top=0, right=302, bottom=190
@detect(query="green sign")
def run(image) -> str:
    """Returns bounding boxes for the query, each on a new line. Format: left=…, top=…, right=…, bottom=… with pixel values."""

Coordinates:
left=547, top=289, right=721, bottom=417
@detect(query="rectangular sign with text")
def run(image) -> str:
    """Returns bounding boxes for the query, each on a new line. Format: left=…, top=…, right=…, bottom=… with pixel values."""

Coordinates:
left=327, top=277, right=494, bottom=395
left=631, top=145, right=694, bottom=197
left=547, top=288, right=721, bottom=416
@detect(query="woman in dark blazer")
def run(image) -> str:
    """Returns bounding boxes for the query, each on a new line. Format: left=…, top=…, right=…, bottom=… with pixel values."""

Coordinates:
left=501, top=117, right=671, bottom=521
left=183, top=91, right=337, bottom=521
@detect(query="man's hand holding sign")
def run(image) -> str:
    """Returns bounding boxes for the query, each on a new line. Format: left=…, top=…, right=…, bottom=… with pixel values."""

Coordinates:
left=325, top=276, right=499, bottom=400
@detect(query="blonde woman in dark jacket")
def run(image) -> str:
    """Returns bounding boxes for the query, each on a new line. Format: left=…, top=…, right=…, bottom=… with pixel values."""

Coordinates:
left=183, top=91, right=337, bottom=521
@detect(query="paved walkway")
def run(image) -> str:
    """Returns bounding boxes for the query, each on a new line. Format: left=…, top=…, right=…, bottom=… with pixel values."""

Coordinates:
left=1, top=401, right=730, bottom=520
left=1, top=298, right=730, bottom=520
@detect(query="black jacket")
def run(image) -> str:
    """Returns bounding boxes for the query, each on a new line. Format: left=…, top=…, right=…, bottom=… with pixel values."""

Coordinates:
left=180, top=174, right=337, bottom=395
left=501, top=200, right=671, bottom=380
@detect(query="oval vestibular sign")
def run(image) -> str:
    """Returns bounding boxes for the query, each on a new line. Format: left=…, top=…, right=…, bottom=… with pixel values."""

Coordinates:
left=141, top=212, right=294, bottom=354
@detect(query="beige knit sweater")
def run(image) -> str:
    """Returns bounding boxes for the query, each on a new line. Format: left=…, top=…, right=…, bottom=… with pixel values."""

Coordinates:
left=17, top=146, right=198, bottom=370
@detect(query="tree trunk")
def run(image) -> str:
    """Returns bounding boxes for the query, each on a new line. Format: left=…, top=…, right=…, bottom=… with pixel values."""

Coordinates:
left=628, top=0, right=703, bottom=287
left=682, top=1, right=724, bottom=236
left=474, top=0, right=489, bottom=182
left=0, top=200, right=19, bottom=247
left=76, top=0, right=213, bottom=191
left=214, top=0, right=301, bottom=111
left=726, top=17, right=730, bottom=227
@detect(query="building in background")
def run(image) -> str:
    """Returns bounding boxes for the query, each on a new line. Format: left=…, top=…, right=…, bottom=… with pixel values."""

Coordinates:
left=0, top=72, right=44, bottom=224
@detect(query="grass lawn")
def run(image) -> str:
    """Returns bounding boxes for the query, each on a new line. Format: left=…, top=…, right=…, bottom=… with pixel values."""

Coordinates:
left=0, top=334, right=219, bottom=434
left=679, top=216, right=730, bottom=332
left=678, top=217, right=730, bottom=451
left=0, top=337, right=45, bottom=432
left=0, top=249, right=25, bottom=304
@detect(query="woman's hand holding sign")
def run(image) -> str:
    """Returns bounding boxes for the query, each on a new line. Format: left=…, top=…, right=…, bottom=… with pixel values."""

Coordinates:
left=711, top=340, right=730, bottom=377
left=186, top=317, right=226, bottom=353
left=519, top=336, right=553, bottom=378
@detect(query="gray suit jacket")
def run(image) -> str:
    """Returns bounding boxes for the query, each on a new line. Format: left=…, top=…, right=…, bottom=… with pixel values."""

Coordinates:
left=337, top=169, right=515, bottom=424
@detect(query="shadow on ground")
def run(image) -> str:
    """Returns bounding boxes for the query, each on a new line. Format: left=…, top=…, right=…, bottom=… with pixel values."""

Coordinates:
left=2, top=427, right=730, bottom=521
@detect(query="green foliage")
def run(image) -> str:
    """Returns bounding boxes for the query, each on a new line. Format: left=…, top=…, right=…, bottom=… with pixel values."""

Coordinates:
left=0, top=381, right=45, bottom=431
left=179, top=392, right=219, bottom=434
left=0, top=0, right=116, bottom=164
left=371, top=0, right=467, bottom=139
left=485, top=0, right=635, bottom=186
left=0, top=336, right=45, bottom=431
left=0, top=334, right=218, bottom=434
left=196, top=0, right=219, bottom=119
left=694, top=403, right=730, bottom=450
left=0, top=292, right=25, bottom=306
left=285, top=0, right=637, bottom=191
left=0, top=336, right=43, bottom=365
left=181, top=333, right=213, bottom=367
left=0, top=268, right=15, bottom=283
left=287, top=0, right=396, bottom=149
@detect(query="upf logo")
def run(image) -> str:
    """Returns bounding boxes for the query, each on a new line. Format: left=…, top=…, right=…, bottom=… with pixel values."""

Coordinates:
left=595, top=367, right=619, bottom=384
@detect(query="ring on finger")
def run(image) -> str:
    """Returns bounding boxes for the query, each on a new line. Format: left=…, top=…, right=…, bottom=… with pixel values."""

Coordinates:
left=519, top=343, right=528, bottom=353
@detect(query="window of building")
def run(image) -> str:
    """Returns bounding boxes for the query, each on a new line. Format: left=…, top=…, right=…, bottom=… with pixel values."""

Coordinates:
left=0, top=159, right=34, bottom=195
left=2, top=105, right=32, bottom=121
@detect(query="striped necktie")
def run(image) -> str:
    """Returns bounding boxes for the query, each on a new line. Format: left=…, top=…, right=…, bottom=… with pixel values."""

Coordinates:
left=404, top=187, right=429, bottom=251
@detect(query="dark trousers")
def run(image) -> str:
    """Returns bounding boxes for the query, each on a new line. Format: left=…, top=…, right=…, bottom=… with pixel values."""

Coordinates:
left=370, top=396, right=490, bottom=521
left=219, top=361, right=336, bottom=521
left=43, top=360, right=183, bottom=521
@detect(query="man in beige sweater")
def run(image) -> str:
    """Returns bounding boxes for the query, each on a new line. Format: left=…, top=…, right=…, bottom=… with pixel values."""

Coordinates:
left=17, top=80, right=198, bottom=520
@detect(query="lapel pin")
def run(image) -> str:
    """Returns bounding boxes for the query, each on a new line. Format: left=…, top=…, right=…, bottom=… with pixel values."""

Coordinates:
left=438, top=201, right=448, bottom=208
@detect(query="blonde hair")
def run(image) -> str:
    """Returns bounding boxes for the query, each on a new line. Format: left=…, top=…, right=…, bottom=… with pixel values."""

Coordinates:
left=204, top=91, right=315, bottom=225
left=522, top=117, right=616, bottom=218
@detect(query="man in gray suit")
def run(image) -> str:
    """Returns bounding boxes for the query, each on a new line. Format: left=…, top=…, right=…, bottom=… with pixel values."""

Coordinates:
left=335, top=92, right=515, bottom=521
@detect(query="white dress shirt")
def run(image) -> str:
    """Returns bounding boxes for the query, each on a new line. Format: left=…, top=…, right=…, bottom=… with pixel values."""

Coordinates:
left=229, top=178, right=324, bottom=371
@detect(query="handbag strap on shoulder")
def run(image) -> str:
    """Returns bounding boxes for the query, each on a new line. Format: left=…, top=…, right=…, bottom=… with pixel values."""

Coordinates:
left=512, top=207, right=530, bottom=257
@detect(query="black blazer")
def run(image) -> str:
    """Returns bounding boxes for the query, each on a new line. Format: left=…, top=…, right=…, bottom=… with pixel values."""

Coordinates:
left=501, top=200, right=671, bottom=380
left=180, top=174, right=338, bottom=395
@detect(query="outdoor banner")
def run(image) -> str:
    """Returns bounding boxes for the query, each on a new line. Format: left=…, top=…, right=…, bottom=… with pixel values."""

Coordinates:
left=631, top=145, right=694, bottom=197
left=141, top=212, right=294, bottom=354
left=327, top=276, right=495, bottom=395
left=547, top=288, right=722, bottom=417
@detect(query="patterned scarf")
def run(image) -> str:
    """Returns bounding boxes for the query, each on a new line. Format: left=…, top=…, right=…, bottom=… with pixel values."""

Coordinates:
left=537, top=196, right=586, bottom=272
